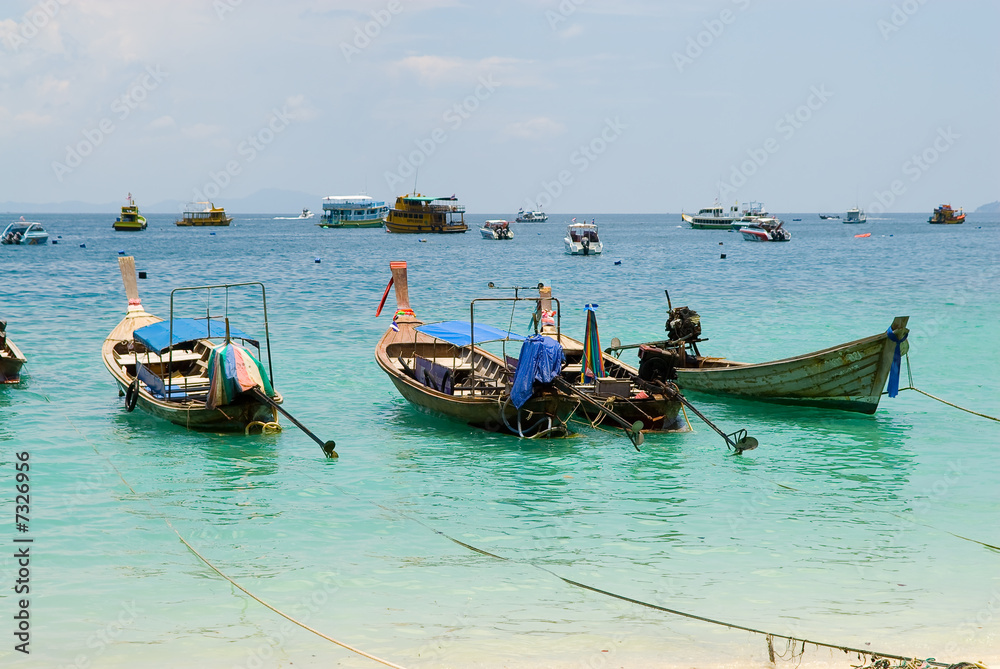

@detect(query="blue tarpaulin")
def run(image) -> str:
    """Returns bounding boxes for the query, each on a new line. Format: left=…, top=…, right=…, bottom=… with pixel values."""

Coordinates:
left=510, top=334, right=565, bottom=409
left=415, top=321, right=525, bottom=347
left=134, top=318, right=256, bottom=353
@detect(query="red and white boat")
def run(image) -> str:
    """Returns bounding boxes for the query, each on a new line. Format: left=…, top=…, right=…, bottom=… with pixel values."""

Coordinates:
left=738, top=218, right=791, bottom=242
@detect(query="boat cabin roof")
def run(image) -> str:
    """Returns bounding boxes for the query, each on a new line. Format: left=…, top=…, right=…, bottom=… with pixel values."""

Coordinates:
left=3, top=222, right=44, bottom=234
left=415, top=321, right=525, bottom=347
left=134, top=318, right=257, bottom=353
left=567, top=222, right=598, bottom=230
left=323, top=195, right=378, bottom=205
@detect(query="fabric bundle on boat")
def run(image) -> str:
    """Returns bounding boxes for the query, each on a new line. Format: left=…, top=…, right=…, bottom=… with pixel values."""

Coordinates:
left=511, top=334, right=565, bottom=409
left=581, top=304, right=605, bottom=383
left=205, top=341, right=275, bottom=409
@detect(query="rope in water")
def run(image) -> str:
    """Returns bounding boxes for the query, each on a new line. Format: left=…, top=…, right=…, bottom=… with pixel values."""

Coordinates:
left=888, top=354, right=1000, bottom=422
left=56, top=405, right=408, bottom=669
left=361, top=499, right=954, bottom=668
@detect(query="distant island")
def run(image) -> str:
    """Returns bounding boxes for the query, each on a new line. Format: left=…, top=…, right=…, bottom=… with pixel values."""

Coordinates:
left=0, top=188, right=324, bottom=214
left=975, top=200, right=1000, bottom=213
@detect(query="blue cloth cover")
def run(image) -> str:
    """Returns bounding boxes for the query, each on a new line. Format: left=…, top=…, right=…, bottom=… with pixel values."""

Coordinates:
left=415, top=321, right=525, bottom=347
left=885, top=327, right=908, bottom=398
left=510, top=335, right=565, bottom=409
left=134, top=318, right=256, bottom=353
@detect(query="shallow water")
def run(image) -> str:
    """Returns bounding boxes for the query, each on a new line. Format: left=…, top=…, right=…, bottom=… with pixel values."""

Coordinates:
left=1, top=212, right=998, bottom=668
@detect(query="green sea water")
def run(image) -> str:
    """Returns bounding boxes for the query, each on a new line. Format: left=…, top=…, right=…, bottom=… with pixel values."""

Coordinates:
left=1, top=212, right=998, bottom=668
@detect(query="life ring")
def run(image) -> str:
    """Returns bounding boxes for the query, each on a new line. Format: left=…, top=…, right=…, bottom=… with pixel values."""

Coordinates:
left=125, top=379, right=139, bottom=412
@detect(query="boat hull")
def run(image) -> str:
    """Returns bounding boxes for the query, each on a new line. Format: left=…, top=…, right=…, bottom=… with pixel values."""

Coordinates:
left=1, top=339, right=26, bottom=383
left=317, top=219, right=384, bottom=228
left=564, top=240, right=603, bottom=255
left=670, top=317, right=909, bottom=414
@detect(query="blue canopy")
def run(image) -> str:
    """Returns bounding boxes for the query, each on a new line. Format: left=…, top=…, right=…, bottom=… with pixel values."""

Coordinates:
left=134, top=318, right=257, bottom=353
left=416, top=321, right=525, bottom=347
left=510, top=334, right=565, bottom=409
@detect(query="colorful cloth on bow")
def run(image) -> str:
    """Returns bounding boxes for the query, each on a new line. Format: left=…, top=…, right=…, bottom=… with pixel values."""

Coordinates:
left=581, top=303, right=605, bottom=383
left=205, top=341, right=275, bottom=409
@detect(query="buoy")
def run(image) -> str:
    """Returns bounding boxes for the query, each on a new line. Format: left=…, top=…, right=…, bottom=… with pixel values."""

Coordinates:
left=718, top=242, right=723, bottom=245
left=720, top=253, right=727, bottom=259
left=51, top=240, right=58, bottom=245
left=138, top=271, right=147, bottom=279
left=419, top=239, right=427, bottom=242
left=855, top=233, right=871, bottom=238
left=314, top=258, right=321, bottom=263
left=118, top=250, right=125, bottom=255
left=210, top=232, right=216, bottom=236
left=614, top=260, right=622, bottom=265
left=80, top=243, right=86, bottom=248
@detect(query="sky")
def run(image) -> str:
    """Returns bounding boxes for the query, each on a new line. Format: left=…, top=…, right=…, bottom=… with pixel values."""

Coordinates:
left=1, top=0, right=997, bottom=214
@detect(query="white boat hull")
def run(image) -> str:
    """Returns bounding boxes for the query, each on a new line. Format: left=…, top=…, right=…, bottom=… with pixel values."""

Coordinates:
left=564, top=239, right=603, bottom=255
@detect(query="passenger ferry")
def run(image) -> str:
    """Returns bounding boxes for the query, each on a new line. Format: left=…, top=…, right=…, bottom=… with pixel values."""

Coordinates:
left=516, top=208, right=548, bottom=222
left=318, top=196, right=388, bottom=228
left=175, top=202, right=232, bottom=226
left=113, top=194, right=147, bottom=231
left=843, top=207, right=867, bottom=224
left=384, top=194, right=467, bottom=234
left=682, top=201, right=742, bottom=229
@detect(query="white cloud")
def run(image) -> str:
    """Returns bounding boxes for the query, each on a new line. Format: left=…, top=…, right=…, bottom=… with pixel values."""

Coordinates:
left=283, top=94, right=320, bottom=122
left=180, top=123, right=223, bottom=139
left=147, top=115, right=175, bottom=130
left=505, top=117, right=566, bottom=140
left=393, top=55, right=530, bottom=87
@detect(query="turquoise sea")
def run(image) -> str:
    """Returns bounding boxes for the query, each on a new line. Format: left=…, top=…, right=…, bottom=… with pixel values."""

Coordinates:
left=1, top=212, right=998, bottom=668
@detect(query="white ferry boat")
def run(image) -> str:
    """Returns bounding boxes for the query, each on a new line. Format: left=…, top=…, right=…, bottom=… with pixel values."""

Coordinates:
left=516, top=208, right=548, bottom=222
left=318, top=196, right=388, bottom=228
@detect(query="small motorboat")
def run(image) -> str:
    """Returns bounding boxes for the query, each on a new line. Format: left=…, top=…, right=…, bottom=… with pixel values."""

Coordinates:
left=0, top=319, right=27, bottom=383
left=298, top=208, right=314, bottom=219
left=738, top=218, right=791, bottom=242
left=480, top=220, right=513, bottom=240
left=113, top=194, right=147, bottom=231
left=564, top=220, right=603, bottom=255
left=2, top=219, right=49, bottom=245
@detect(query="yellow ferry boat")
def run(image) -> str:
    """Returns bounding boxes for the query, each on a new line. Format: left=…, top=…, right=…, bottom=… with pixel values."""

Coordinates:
left=175, top=202, right=233, bottom=227
left=114, top=194, right=147, bottom=231
left=384, top=194, right=467, bottom=234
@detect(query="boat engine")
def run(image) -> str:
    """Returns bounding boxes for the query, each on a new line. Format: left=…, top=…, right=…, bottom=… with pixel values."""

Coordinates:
left=666, top=306, right=701, bottom=342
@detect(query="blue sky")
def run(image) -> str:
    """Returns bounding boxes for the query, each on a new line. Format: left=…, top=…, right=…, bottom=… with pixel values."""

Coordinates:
left=1, top=0, right=996, bottom=213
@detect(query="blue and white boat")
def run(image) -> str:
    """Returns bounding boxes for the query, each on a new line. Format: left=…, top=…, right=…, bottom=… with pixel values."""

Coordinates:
left=318, top=195, right=388, bottom=228
left=2, top=220, right=49, bottom=245
left=516, top=208, right=548, bottom=222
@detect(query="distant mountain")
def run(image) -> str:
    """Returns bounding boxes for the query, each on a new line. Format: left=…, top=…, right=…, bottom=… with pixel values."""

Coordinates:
left=0, top=188, right=325, bottom=215
left=975, top=200, right=1000, bottom=213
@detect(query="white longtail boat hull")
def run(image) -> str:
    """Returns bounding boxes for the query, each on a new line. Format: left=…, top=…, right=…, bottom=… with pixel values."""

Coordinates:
left=671, top=317, right=909, bottom=414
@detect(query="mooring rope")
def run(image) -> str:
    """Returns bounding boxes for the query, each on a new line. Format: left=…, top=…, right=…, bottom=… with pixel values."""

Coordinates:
left=56, top=406, right=409, bottom=669
left=888, top=355, right=1000, bottom=422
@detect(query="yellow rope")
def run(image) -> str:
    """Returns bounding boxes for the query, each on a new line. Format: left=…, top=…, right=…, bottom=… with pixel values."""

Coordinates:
left=60, top=410, right=409, bottom=669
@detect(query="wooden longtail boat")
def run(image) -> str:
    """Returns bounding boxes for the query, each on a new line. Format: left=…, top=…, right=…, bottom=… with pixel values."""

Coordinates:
left=102, top=257, right=282, bottom=431
left=374, top=262, right=580, bottom=437
left=0, top=319, right=27, bottom=383
left=616, top=303, right=909, bottom=414
left=532, top=287, right=685, bottom=432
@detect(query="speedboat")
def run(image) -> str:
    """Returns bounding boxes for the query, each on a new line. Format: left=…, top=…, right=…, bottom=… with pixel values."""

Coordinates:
left=298, top=208, right=314, bottom=219
left=844, top=207, right=866, bottom=224
left=481, top=220, right=513, bottom=240
left=739, top=218, right=791, bottom=242
left=516, top=209, right=548, bottom=222
left=564, top=221, right=602, bottom=255
left=2, top=220, right=49, bottom=245
left=318, top=196, right=387, bottom=228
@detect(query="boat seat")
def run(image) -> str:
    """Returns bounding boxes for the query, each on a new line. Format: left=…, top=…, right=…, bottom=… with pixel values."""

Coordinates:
left=136, top=363, right=210, bottom=399
left=118, top=350, right=203, bottom=365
